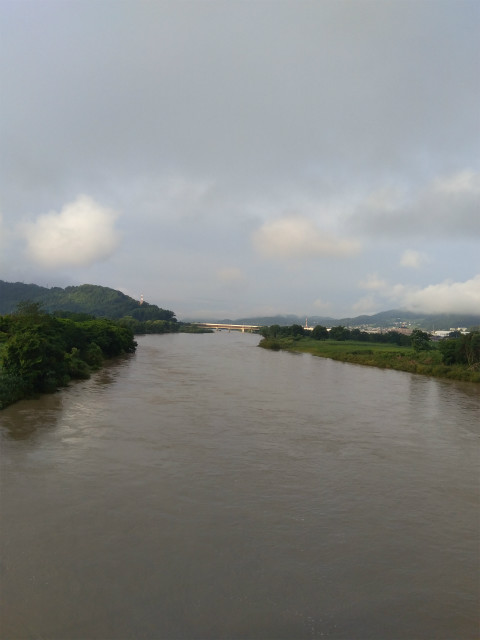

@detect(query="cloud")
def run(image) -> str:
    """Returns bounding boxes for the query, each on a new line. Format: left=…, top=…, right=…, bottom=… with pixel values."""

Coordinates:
left=312, top=298, right=333, bottom=315
left=352, top=295, right=381, bottom=316
left=1, top=3, right=478, bottom=319
left=355, top=170, right=480, bottom=238
left=22, top=195, right=120, bottom=268
left=252, top=215, right=360, bottom=260
left=359, top=273, right=389, bottom=291
left=145, top=175, right=216, bottom=221
left=216, top=267, right=246, bottom=286
left=356, top=273, right=480, bottom=315
left=402, top=274, right=480, bottom=315
left=400, top=249, right=428, bottom=269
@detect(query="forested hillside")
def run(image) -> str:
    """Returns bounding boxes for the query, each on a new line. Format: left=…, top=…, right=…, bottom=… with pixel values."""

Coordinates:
left=0, top=281, right=175, bottom=321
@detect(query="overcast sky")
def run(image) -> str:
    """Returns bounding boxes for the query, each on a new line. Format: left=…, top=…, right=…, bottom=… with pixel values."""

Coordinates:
left=1, top=0, right=479, bottom=319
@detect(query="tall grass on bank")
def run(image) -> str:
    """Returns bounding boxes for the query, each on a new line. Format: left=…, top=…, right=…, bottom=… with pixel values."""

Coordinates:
left=259, top=337, right=480, bottom=383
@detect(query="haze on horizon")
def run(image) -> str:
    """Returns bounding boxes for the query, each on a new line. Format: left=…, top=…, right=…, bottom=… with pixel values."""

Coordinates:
left=1, top=0, right=479, bottom=320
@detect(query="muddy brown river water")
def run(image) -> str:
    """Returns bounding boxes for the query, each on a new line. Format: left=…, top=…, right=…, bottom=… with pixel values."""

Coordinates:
left=1, top=332, right=479, bottom=639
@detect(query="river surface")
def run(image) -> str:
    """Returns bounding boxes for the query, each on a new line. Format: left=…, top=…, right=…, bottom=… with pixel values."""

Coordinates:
left=1, top=332, right=479, bottom=639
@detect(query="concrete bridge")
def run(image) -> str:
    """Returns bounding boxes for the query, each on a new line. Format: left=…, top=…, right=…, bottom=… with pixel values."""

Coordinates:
left=195, top=322, right=262, bottom=333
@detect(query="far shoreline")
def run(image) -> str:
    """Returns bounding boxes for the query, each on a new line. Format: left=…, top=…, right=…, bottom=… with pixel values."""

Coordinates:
left=258, top=336, right=480, bottom=384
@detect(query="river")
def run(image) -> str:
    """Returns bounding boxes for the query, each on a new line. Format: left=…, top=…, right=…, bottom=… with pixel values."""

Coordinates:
left=1, top=332, right=479, bottom=639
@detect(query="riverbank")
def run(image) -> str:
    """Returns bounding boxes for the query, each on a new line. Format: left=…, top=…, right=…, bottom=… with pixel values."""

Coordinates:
left=0, top=308, right=137, bottom=409
left=259, top=336, right=480, bottom=383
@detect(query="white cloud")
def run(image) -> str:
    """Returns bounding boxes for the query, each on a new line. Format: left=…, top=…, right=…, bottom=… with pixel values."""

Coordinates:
left=402, top=275, right=480, bottom=315
left=252, top=215, right=360, bottom=260
left=1, top=3, right=478, bottom=319
left=359, top=273, right=389, bottom=291
left=434, top=170, right=480, bottom=195
left=22, top=196, right=120, bottom=268
left=355, top=273, right=480, bottom=315
left=216, top=267, right=246, bottom=286
left=352, top=295, right=380, bottom=316
left=400, top=249, right=428, bottom=269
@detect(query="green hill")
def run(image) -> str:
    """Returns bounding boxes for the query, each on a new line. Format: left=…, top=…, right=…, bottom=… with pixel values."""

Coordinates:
left=0, top=281, right=176, bottom=322
left=335, top=309, right=480, bottom=331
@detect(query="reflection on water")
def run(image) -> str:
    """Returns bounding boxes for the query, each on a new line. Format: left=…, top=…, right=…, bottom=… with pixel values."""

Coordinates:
left=1, top=333, right=479, bottom=640
left=0, top=395, right=64, bottom=440
left=0, top=354, right=134, bottom=441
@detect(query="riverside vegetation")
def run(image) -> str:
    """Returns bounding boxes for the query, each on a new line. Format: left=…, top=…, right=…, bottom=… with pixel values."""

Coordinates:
left=0, top=302, right=212, bottom=410
left=0, top=303, right=138, bottom=409
left=2, top=297, right=478, bottom=410
left=259, top=324, right=480, bottom=383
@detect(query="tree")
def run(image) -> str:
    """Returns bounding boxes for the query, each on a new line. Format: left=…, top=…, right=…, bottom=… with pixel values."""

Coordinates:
left=383, top=330, right=411, bottom=346
left=312, top=325, right=328, bottom=340
left=269, top=324, right=281, bottom=338
left=290, top=324, right=305, bottom=337
left=14, top=300, right=46, bottom=318
left=2, top=326, right=68, bottom=392
left=438, top=338, right=462, bottom=365
left=349, top=328, right=365, bottom=341
left=438, top=331, right=480, bottom=367
left=410, top=329, right=431, bottom=352
left=462, top=331, right=480, bottom=367
left=81, top=319, right=136, bottom=357
left=329, top=325, right=350, bottom=341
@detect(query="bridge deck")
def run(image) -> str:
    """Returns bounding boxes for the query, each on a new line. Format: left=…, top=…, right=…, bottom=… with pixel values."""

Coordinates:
left=195, top=322, right=261, bottom=332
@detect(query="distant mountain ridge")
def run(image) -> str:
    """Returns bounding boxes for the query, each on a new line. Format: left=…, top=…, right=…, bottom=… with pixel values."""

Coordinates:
left=0, top=280, right=176, bottom=321
left=2, top=281, right=478, bottom=330
left=220, top=310, right=480, bottom=331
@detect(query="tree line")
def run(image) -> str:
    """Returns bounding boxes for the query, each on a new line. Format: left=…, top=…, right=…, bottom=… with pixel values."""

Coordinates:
left=259, top=323, right=480, bottom=366
left=260, top=324, right=412, bottom=345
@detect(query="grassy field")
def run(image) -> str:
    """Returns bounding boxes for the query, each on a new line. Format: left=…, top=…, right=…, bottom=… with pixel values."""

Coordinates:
left=259, top=337, right=480, bottom=383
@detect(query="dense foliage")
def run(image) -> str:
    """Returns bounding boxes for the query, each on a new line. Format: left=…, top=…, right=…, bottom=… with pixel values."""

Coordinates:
left=117, top=316, right=180, bottom=335
left=438, top=332, right=480, bottom=366
left=0, top=303, right=137, bottom=409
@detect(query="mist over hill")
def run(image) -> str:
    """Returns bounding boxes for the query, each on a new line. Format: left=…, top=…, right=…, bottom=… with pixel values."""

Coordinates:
left=0, top=281, right=176, bottom=321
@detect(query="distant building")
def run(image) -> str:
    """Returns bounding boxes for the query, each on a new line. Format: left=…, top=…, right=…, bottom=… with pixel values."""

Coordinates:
left=304, top=317, right=314, bottom=331
left=432, top=330, right=451, bottom=339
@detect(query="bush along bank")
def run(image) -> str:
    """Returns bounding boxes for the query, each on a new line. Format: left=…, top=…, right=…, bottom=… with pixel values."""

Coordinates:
left=0, top=303, right=137, bottom=409
left=258, top=325, right=480, bottom=383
